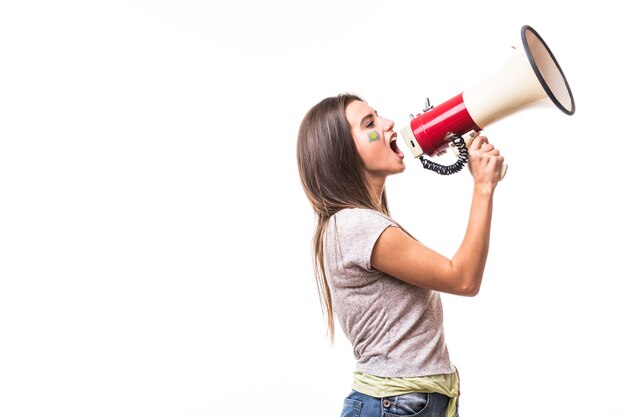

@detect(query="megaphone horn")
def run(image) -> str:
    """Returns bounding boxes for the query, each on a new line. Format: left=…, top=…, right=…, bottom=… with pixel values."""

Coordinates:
left=400, top=25, right=575, bottom=179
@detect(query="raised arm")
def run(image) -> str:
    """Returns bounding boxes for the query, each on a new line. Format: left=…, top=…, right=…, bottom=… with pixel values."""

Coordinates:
left=371, top=135, right=504, bottom=296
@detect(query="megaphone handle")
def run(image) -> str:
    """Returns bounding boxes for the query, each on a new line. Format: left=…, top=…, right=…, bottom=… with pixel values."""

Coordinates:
left=463, top=131, right=508, bottom=181
left=499, top=162, right=509, bottom=180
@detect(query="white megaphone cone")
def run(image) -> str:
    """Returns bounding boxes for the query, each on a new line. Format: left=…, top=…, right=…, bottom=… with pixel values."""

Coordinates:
left=400, top=25, right=575, bottom=179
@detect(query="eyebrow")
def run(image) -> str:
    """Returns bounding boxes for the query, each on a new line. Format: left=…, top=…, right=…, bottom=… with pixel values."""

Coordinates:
left=359, top=110, right=379, bottom=128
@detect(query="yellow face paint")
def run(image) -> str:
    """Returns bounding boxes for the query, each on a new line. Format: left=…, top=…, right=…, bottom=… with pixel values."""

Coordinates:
left=367, top=130, right=380, bottom=142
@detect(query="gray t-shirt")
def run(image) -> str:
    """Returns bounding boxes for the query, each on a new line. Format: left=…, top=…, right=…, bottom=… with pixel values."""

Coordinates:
left=325, top=208, right=454, bottom=377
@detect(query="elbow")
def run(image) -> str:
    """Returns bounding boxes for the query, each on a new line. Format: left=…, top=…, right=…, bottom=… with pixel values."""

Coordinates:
left=457, top=277, right=482, bottom=297
left=447, top=260, right=484, bottom=296
left=462, top=285, right=481, bottom=297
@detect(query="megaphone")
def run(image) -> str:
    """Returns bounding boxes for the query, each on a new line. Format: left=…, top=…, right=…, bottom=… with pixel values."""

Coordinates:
left=400, top=25, right=575, bottom=178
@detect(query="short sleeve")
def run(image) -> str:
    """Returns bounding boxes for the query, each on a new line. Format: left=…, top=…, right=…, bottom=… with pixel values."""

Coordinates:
left=328, top=208, right=396, bottom=272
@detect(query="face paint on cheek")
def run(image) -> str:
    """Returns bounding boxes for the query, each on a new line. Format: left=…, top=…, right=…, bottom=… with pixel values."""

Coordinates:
left=367, top=130, right=381, bottom=143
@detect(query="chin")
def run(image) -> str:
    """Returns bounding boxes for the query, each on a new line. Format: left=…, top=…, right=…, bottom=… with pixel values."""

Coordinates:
left=389, top=164, right=406, bottom=175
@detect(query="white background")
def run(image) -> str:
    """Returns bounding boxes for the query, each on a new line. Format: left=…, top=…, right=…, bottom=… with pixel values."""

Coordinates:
left=1, top=1, right=624, bottom=416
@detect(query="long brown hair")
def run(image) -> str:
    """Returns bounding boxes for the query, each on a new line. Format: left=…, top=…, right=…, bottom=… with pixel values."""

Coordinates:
left=296, top=93, right=391, bottom=340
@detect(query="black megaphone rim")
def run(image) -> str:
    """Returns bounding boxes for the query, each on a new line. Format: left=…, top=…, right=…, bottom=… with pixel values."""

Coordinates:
left=521, top=25, right=576, bottom=116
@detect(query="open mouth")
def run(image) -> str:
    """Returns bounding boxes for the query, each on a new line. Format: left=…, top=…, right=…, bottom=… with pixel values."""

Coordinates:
left=390, top=138, right=404, bottom=157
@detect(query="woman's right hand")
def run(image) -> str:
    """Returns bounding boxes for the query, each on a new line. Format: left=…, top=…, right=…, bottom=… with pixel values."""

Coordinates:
left=467, top=135, right=505, bottom=189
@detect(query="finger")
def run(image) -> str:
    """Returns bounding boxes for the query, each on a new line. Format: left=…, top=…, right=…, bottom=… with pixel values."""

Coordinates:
left=464, top=130, right=480, bottom=148
left=485, top=150, right=504, bottom=165
left=480, top=143, right=495, bottom=153
left=469, top=135, right=488, bottom=151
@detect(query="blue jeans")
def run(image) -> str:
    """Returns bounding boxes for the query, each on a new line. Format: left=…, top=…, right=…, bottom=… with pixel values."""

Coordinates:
left=340, top=390, right=459, bottom=417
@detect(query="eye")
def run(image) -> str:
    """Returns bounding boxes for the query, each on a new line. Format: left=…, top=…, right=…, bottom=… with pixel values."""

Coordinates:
left=366, top=121, right=375, bottom=128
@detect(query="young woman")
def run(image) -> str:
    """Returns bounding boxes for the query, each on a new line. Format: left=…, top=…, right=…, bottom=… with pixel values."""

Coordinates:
left=296, top=93, right=504, bottom=417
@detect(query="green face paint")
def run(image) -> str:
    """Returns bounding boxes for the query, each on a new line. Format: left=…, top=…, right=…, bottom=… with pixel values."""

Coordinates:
left=367, top=130, right=381, bottom=142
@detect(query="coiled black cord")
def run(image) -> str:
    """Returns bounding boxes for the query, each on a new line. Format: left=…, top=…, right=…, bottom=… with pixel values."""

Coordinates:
left=419, top=134, right=468, bottom=175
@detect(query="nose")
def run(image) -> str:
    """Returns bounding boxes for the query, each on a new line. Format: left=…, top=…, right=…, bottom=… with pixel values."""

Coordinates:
left=381, top=116, right=395, bottom=131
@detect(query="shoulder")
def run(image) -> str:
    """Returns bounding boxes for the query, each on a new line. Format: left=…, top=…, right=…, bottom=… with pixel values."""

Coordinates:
left=327, top=208, right=398, bottom=270
left=333, top=207, right=393, bottom=222
left=331, top=208, right=396, bottom=235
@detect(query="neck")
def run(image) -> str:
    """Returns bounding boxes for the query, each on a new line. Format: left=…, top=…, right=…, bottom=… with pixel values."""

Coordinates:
left=365, top=173, right=386, bottom=206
